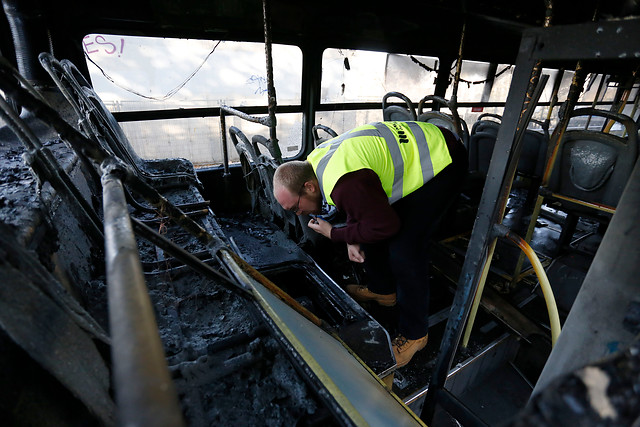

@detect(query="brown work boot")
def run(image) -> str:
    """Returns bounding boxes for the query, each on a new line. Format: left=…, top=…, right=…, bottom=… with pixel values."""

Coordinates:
left=392, top=334, right=428, bottom=368
left=345, top=285, right=396, bottom=307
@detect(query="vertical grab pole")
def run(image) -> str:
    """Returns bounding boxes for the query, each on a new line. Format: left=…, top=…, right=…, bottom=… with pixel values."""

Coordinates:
left=450, top=20, right=465, bottom=137
left=220, top=110, right=231, bottom=178
left=506, top=0, right=553, bottom=288
left=585, top=73, right=608, bottom=129
left=262, top=0, right=282, bottom=163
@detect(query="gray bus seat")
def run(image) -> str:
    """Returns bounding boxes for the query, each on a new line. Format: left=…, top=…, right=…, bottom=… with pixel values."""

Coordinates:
left=545, top=108, right=638, bottom=213
left=468, top=114, right=549, bottom=180
left=417, top=95, right=469, bottom=147
left=382, top=91, right=417, bottom=122
left=541, top=108, right=638, bottom=255
left=39, top=53, right=201, bottom=190
left=466, top=113, right=549, bottom=206
left=312, top=124, right=338, bottom=147
left=470, top=113, right=501, bottom=136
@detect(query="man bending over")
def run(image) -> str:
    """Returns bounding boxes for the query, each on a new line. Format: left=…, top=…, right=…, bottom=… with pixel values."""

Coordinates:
left=273, top=121, right=467, bottom=367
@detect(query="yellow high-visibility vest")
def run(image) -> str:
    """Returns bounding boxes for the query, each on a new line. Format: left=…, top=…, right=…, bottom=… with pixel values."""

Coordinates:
left=307, top=121, right=452, bottom=206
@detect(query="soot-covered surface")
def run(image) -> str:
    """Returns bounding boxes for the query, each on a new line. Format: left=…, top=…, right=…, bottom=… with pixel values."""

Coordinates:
left=2, top=93, right=598, bottom=426
left=0, top=108, right=343, bottom=425
left=129, top=198, right=340, bottom=424
left=0, top=124, right=65, bottom=240
left=218, top=212, right=309, bottom=268
left=127, top=197, right=346, bottom=424
left=216, top=211, right=397, bottom=376
left=142, top=264, right=329, bottom=426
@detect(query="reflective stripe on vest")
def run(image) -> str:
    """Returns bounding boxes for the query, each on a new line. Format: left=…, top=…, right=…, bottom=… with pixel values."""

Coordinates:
left=307, top=121, right=452, bottom=205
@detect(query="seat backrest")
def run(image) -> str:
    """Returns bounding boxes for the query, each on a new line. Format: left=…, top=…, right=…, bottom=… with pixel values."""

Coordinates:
left=468, top=131, right=497, bottom=176
left=418, top=111, right=456, bottom=132
left=417, top=111, right=469, bottom=146
left=384, top=106, right=415, bottom=122
left=312, top=124, right=338, bottom=147
left=417, top=95, right=470, bottom=146
left=382, top=91, right=416, bottom=122
left=518, top=129, right=548, bottom=178
left=547, top=131, right=637, bottom=208
left=469, top=114, right=548, bottom=179
left=470, top=113, right=501, bottom=136
left=471, top=120, right=500, bottom=136
left=546, top=108, right=638, bottom=209
left=468, top=115, right=500, bottom=177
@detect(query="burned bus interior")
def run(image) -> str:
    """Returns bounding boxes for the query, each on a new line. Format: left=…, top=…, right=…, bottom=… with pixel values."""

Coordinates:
left=1, top=0, right=639, bottom=426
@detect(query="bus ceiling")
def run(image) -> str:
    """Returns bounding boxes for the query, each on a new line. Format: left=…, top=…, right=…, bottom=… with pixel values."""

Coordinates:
left=2, top=0, right=640, bottom=70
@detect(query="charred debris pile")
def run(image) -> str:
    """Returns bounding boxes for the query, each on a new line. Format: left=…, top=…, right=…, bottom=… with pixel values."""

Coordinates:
left=0, top=55, right=371, bottom=426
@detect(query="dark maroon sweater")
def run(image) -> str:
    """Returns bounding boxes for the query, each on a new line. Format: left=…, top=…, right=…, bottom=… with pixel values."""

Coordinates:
left=329, top=127, right=459, bottom=244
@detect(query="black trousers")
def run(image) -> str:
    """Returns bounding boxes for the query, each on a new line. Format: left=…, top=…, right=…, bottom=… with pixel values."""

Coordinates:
left=361, top=140, right=468, bottom=339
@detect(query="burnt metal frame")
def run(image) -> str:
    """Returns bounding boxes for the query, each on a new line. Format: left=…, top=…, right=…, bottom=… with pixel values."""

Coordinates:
left=219, top=105, right=279, bottom=177
left=101, top=163, right=186, bottom=427
left=0, top=83, right=357, bottom=425
left=421, top=18, right=640, bottom=424
left=0, top=64, right=344, bottom=424
left=109, top=100, right=615, bottom=122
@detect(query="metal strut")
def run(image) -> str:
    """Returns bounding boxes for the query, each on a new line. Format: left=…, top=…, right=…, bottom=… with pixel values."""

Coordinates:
left=262, top=0, right=281, bottom=163
left=420, top=34, right=547, bottom=424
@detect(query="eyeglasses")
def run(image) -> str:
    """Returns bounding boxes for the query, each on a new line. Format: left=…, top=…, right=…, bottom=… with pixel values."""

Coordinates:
left=289, top=183, right=305, bottom=214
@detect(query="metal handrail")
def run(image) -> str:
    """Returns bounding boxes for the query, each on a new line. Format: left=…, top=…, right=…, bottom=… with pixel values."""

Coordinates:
left=101, top=162, right=185, bottom=427
left=219, top=105, right=282, bottom=177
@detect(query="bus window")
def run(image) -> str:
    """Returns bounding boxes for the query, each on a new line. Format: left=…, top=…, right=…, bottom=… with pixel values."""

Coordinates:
left=385, top=54, right=439, bottom=101
left=115, top=113, right=302, bottom=167
left=84, top=35, right=303, bottom=166
left=319, top=48, right=439, bottom=133
left=315, top=109, right=383, bottom=135
left=321, top=49, right=387, bottom=104
left=442, top=60, right=515, bottom=127
left=578, top=74, right=639, bottom=136
left=445, top=60, right=498, bottom=102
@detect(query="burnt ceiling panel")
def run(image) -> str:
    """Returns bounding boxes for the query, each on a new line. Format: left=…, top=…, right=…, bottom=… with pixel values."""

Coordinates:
left=10, top=0, right=640, bottom=64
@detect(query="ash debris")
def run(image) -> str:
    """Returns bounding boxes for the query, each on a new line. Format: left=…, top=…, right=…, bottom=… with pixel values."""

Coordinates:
left=0, top=100, right=335, bottom=426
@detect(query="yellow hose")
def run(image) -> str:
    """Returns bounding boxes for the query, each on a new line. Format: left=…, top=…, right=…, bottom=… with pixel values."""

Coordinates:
left=462, top=226, right=562, bottom=348
left=505, top=231, right=562, bottom=346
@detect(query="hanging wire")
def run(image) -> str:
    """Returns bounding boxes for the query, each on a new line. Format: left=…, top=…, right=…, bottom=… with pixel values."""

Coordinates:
left=409, top=55, right=439, bottom=72
left=84, top=40, right=222, bottom=101
left=408, top=54, right=512, bottom=86
left=450, top=63, right=513, bottom=87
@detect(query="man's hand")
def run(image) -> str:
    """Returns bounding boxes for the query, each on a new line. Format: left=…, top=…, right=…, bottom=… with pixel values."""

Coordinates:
left=307, top=217, right=333, bottom=238
left=347, top=243, right=365, bottom=263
